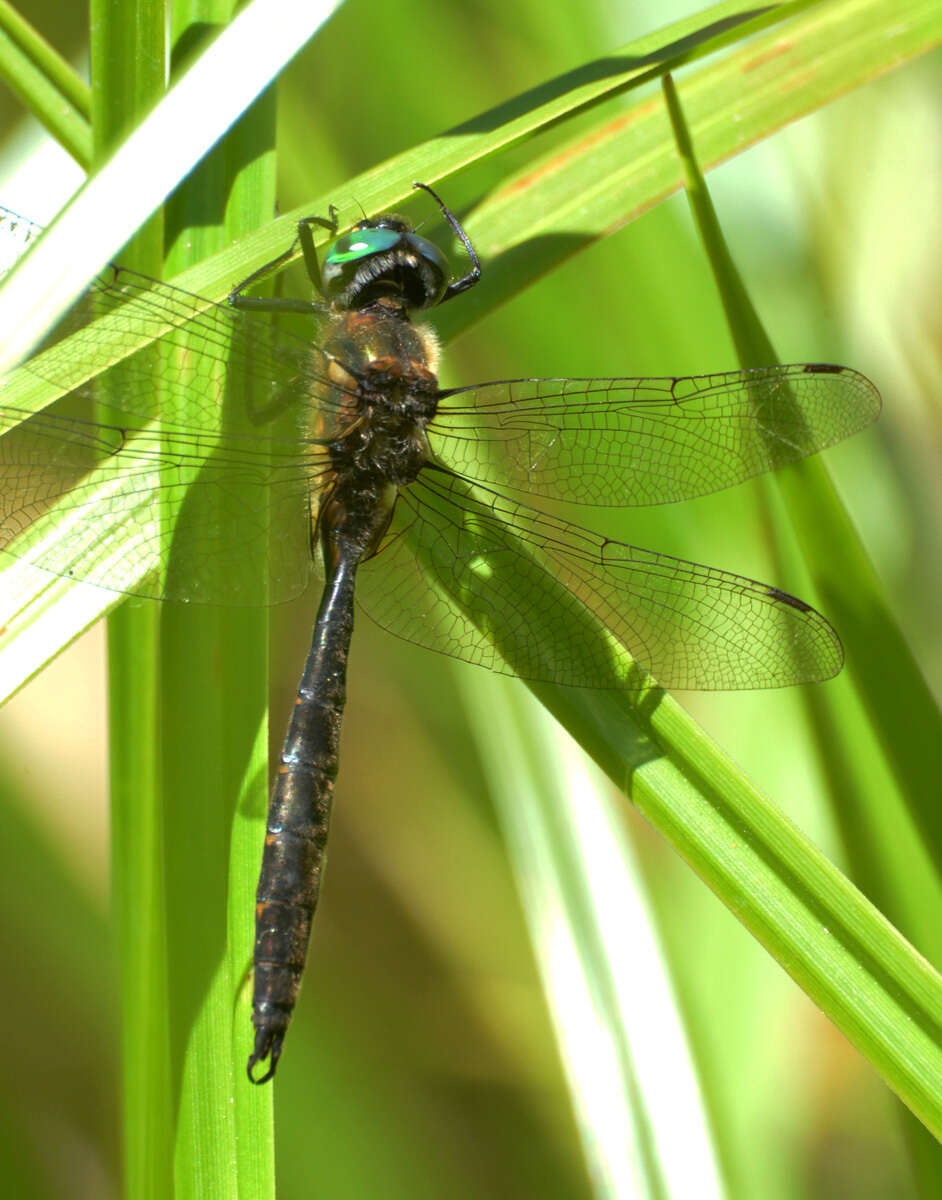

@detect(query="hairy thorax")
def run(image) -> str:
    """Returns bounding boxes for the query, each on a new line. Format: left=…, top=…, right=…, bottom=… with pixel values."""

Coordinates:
left=311, top=298, right=441, bottom=559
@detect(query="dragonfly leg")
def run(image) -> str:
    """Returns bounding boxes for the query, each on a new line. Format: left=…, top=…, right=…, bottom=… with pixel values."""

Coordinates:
left=412, top=181, right=481, bottom=301
left=296, top=207, right=339, bottom=295
left=228, top=207, right=339, bottom=315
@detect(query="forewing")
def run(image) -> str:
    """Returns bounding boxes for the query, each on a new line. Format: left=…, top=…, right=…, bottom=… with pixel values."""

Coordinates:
left=6, top=263, right=355, bottom=438
left=0, top=215, right=348, bottom=604
left=356, top=468, right=841, bottom=691
left=429, top=365, right=880, bottom=506
left=0, top=206, right=42, bottom=276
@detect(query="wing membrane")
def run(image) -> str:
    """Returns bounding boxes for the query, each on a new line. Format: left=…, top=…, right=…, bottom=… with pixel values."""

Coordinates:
left=430, top=365, right=880, bottom=506
left=8, top=264, right=358, bottom=437
left=0, top=207, right=868, bottom=656
left=357, top=467, right=841, bottom=690
left=0, top=407, right=324, bottom=603
left=0, top=210, right=344, bottom=604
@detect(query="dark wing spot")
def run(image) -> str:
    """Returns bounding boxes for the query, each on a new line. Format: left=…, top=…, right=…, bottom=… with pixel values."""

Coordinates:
left=766, top=586, right=812, bottom=613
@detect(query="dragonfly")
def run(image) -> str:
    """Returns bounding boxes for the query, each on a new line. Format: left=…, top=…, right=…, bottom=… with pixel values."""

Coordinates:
left=0, top=185, right=880, bottom=1083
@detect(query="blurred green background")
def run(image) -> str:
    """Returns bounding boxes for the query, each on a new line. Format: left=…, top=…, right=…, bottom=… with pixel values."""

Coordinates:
left=0, top=1, right=939, bottom=1197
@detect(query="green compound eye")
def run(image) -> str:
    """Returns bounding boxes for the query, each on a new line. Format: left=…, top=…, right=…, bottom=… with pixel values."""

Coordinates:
left=325, top=228, right=402, bottom=265
left=403, top=234, right=448, bottom=280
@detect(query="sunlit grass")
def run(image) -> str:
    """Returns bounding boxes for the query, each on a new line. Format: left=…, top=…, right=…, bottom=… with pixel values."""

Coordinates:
left=0, top=0, right=938, bottom=1196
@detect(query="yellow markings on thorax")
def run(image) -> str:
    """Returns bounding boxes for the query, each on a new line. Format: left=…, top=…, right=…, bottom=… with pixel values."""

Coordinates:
left=414, top=322, right=441, bottom=374
left=327, top=358, right=357, bottom=390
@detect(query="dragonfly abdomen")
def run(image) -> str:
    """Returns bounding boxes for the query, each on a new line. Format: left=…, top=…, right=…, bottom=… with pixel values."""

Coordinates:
left=248, top=546, right=359, bottom=1083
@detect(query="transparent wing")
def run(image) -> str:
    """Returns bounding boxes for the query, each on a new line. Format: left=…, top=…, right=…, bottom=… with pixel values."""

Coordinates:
left=429, top=365, right=880, bottom=506
left=356, top=467, right=841, bottom=691
left=0, top=407, right=323, bottom=603
left=0, top=206, right=43, bottom=277
left=0, top=206, right=350, bottom=603
left=12, top=263, right=356, bottom=437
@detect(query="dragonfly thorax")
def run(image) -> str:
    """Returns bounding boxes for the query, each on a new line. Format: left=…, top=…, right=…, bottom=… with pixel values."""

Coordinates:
left=317, top=304, right=439, bottom=494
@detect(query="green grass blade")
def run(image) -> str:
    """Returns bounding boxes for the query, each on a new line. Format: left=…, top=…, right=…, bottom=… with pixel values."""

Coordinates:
left=401, top=447, right=942, bottom=1135
left=0, top=0, right=91, bottom=164
left=0, top=0, right=342, bottom=698
left=0, top=0, right=785, bottom=380
left=91, top=0, right=278, bottom=1192
left=545, top=687, right=942, bottom=1135
left=0, top=0, right=922, bottom=438
left=661, top=60, right=942, bottom=868
left=160, top=18, right=277, bottom=1192
left=91, top=1, right=172, bottom=1196
left=23, top=0, right=927, bottom=353
left=159, top=19, right=277, bottom=1200
left=2, top=0, right=931, bottom=707
left=434, top=0, right=940, bottom=343
left=0, top=0, right=340, bottom=377
left=0, top=0, right=90, bottom=117
left=1, top=0, right=938, bottom=1163
left=458, top=672, right=724, bottom=1198
left=661, top=57, right=942, bottom=1181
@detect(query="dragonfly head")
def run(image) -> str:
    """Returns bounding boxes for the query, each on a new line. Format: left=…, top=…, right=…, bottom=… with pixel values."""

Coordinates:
left=323, top=215, right=450, bottom=312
